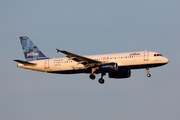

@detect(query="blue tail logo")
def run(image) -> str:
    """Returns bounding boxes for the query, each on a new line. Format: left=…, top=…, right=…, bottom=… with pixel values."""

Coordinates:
left=20, top=36, right=49, bottom=61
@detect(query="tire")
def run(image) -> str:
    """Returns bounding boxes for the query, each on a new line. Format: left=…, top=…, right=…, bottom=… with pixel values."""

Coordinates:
left=99, top=78, right=105, bottom=84
left=147, top=73, right=151, bottom=77
left=89, top=74, right=95, bottom=80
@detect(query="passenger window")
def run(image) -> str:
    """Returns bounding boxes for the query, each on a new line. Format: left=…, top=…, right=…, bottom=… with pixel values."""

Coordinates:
left=154, top=54, right=157, bottom=56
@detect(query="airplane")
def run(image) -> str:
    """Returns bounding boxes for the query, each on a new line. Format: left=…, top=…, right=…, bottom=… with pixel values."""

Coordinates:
left=14, top=36, right=169, bottom=84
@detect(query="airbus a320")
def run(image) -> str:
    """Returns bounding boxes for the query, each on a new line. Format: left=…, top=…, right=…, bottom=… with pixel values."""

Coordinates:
left=14, top=36, right=169, bottom=84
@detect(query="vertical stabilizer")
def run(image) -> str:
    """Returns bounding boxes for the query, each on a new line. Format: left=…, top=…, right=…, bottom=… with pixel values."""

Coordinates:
left=20, top=36, right=48, bottom=61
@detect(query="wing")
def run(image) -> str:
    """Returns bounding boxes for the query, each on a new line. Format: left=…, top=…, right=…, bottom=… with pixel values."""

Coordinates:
left=56, top=49, right=103, bottom=68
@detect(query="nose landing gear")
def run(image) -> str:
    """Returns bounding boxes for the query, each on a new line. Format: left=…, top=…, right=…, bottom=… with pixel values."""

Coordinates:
left=146, top=68, right=151, bottom=77
left=147, top=73, right=151, bottom=77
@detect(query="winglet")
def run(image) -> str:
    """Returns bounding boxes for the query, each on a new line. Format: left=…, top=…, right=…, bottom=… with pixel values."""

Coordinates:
left=56, top=49, right=66, bottom=53
left=56, top=48, right=61, bottom=53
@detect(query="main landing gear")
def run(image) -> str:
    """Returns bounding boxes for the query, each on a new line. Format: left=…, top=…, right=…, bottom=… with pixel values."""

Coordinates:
left=89, top=74, right=95, bottom=80
left=146, top=68, right=151, bottom=77
left=89, top=68, right=96, bottom=80
left=98, top=73, right=106, bottom=84
left=89, top=73, right=106, bottom=84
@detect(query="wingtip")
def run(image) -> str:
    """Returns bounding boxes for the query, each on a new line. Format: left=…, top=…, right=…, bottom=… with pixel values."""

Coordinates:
left=56, top=49, right=66, bottom=53
left=56, top=48, right=61, bottom=53
left=13, top=59, right=19, bottom=62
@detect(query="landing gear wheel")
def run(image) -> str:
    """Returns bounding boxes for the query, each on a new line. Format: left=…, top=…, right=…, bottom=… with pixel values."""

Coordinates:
left=89, top=74, right=95, bottom=80
left=147, top=73, right=151, bottom=77
left=146, top=68, right=151, bottom=77
left=99, top=78, right=105, bottom=84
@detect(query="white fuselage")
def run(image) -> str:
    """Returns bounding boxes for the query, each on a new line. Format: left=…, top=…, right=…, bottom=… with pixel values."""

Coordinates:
left=17, top=51, right=169, bottom=74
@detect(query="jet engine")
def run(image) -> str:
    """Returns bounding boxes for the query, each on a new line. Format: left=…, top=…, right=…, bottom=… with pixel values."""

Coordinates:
left=108, top=69, right=131, bottom=78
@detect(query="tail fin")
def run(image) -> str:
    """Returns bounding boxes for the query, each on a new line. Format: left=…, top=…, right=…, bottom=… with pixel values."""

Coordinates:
left=19, top=36, right=49, bottom=61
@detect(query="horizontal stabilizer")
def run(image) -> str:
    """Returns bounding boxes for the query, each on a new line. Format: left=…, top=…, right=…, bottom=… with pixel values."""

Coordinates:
left=13, top=59, right=36, bottom=66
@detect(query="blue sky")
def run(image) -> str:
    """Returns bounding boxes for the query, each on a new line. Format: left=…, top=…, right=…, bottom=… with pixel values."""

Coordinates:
left=0, top=0, right=180, bottom=120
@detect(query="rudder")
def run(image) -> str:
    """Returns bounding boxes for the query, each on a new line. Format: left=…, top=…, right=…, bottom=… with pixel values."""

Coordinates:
left=20, top=36, right=48, bottom=61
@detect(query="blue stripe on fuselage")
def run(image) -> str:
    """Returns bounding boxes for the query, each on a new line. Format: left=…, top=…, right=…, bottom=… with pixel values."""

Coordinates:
left=119, top=63, right=168, bottom=70
left=48, top=63, right=167, bottom=74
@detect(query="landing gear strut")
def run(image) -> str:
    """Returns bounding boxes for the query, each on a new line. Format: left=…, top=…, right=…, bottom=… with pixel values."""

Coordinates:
left=89, top=67, right=106, bottom=84
left=98, top=73, right=106, bottom=84
left=89, top=68, right=96, bottom=80
left=146, top=68, right=151, bottom=77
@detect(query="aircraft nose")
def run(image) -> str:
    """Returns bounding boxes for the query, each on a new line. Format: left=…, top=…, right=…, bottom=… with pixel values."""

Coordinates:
left=164, top=57, right=169, bottom=63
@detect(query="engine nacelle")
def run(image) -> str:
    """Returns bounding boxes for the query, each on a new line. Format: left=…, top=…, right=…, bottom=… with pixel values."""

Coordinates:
left=108, top=70, right=131, bottom=79
left=99, top=63, right=118, bottom=72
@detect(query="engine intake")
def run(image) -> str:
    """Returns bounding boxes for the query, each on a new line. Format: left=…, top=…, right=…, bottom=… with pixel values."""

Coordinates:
left=109, top=70, right=131, bottom=78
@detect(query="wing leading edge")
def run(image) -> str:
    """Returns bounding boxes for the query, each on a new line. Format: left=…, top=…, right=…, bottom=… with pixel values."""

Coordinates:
left=56, top=49, right=103, bottom=68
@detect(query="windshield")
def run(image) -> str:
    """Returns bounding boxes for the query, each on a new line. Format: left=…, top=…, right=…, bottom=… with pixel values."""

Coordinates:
left=154, top=54, right=163, bottom=56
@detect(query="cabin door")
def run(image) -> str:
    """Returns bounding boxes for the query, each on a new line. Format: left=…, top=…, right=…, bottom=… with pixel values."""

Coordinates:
left=144, top=51, right=149, bottom=61
left=44, top=60, right=50, bottom=69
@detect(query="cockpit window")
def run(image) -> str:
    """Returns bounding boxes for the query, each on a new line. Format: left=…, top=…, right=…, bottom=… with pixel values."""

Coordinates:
left=154, top=54, right=163, bottom=57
